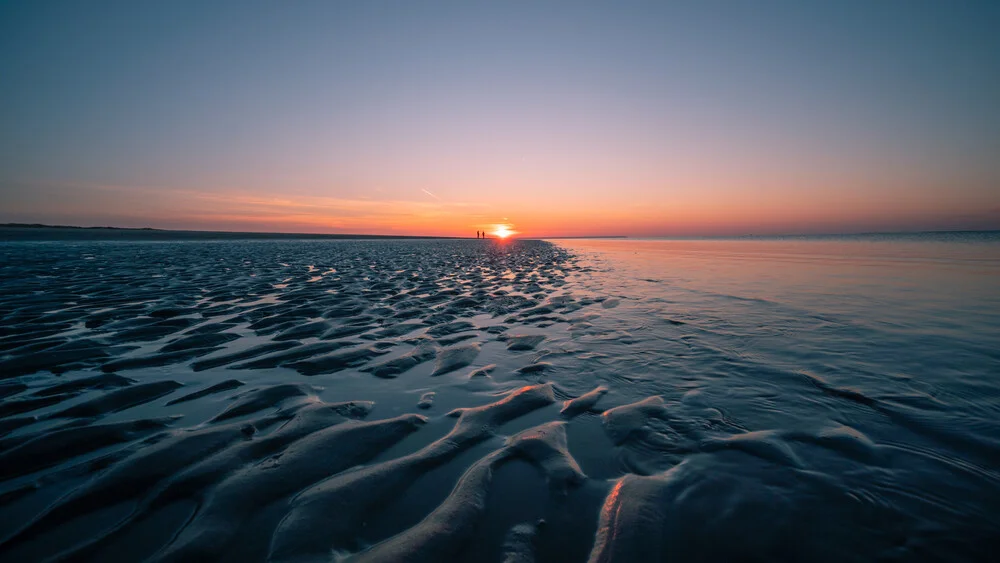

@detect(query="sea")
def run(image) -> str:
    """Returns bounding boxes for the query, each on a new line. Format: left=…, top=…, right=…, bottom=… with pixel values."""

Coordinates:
left=0, top=231, right=997, bottom=562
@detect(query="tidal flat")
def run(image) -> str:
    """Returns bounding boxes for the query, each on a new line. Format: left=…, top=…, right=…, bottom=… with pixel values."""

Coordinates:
left=0, top=235, right=998, bottom=562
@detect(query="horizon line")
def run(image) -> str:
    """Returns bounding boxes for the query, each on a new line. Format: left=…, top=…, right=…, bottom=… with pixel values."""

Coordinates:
left=2, top=222, right=998, bottom=240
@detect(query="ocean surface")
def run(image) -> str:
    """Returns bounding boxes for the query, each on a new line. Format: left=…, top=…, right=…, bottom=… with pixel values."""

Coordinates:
left=0, top=234, right=998, bottom=562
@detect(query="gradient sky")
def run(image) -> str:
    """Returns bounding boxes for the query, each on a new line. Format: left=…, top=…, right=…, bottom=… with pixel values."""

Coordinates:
left=1, top=1, right=998, bottom=237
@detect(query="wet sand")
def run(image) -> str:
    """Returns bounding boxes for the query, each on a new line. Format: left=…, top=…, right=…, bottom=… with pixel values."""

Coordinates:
left=1, top=236, right=998, bottom=562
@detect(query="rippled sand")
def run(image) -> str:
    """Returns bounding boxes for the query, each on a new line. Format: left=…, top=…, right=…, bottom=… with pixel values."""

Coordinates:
left=1, top=236, right=998, bottom=562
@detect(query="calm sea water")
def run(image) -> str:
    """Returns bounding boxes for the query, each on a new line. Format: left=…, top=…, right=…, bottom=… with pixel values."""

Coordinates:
left=548, top=234, right=1000, bottom=560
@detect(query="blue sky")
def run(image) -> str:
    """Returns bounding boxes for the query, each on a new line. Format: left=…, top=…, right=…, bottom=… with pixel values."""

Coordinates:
left=1, top=1, right=998, bottom=235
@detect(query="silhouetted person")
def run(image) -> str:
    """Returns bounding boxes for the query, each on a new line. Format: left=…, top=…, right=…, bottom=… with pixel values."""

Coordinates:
left=476, top=230, right=480, bottom=239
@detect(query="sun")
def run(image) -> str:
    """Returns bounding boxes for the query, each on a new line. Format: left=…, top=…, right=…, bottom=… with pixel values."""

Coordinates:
left=491, top=225, right=515, bottom=239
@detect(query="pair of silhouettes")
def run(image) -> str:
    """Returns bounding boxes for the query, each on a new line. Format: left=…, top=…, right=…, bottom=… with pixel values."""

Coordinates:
left=476, top=231, right=485, bottom=239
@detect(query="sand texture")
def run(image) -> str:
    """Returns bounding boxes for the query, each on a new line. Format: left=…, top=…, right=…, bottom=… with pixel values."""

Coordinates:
left=1, top=237, right=998, bottom=562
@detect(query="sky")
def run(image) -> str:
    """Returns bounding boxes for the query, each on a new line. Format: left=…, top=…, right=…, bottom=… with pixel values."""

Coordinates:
left=1, top=1, right=998, bottom=237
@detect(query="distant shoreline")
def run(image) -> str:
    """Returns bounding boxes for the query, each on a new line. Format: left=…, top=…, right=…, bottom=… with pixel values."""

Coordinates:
left=0, top=223, right=463, bottom=241
left=0, top=223, right=630, bottom=241
left=1, top=223, right=996, bottom=242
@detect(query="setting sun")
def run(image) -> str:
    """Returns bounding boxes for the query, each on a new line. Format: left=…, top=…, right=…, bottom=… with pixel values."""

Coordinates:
left=491, top=225, right=515, bottom=239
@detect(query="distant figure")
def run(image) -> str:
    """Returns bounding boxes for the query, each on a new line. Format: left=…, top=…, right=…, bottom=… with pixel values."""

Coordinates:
left=476, top=230, right=480, bottom=239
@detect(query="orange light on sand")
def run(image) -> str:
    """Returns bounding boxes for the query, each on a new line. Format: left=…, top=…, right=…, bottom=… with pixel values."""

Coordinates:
left=491, top=225, right=515, bottom=238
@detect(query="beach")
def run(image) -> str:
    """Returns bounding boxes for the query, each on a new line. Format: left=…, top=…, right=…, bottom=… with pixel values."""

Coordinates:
left=1, top=234, right=999, bottom=562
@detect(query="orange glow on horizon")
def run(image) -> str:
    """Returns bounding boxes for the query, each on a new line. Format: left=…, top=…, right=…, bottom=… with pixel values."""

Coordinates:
left=12, top=178, right=997, bottom=238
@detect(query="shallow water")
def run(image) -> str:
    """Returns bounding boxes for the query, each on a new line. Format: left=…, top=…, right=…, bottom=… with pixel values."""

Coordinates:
left=0, top=235, right=998, bottom=562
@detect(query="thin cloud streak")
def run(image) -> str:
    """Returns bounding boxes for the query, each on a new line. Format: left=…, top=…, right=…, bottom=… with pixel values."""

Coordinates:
left=0, top=180, right=494, bottom=235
